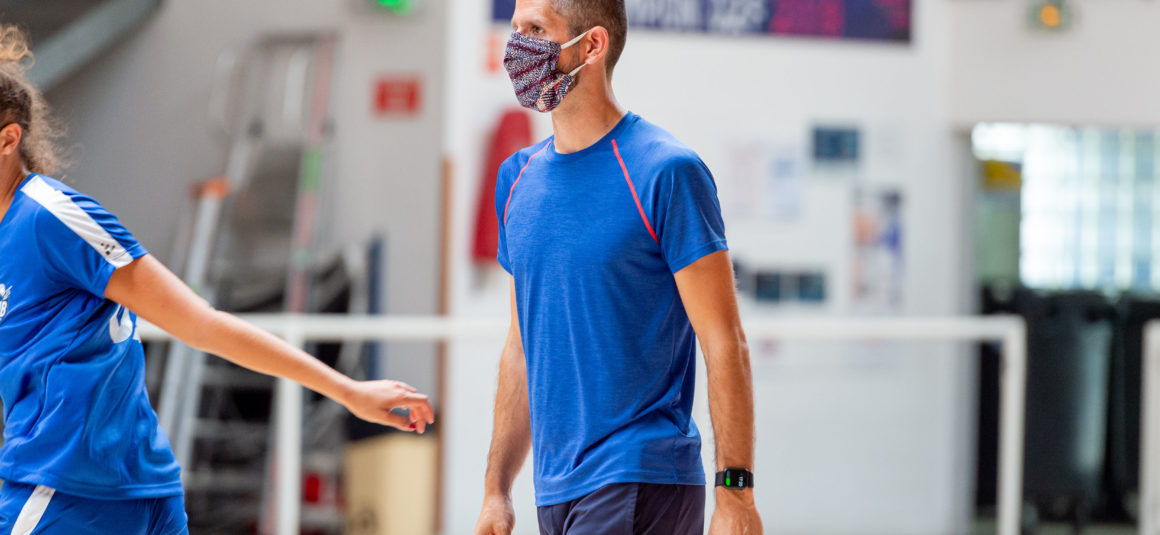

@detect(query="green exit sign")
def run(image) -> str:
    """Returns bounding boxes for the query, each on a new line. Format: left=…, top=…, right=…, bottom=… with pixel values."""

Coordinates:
left=1029, top=0, right=1072, bottom=31
left=374, top=0, right=416, bottom=15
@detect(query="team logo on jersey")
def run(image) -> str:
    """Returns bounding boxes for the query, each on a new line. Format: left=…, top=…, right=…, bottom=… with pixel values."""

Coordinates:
left=0, top=284, right=9, bottom=322
left=99, top=241, right=117, bottom=258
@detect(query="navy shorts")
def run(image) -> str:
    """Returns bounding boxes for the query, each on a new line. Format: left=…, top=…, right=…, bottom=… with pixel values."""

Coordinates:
left=0, top=481, right=188, bottom=535
left=537, top=483, right=705, bottom=535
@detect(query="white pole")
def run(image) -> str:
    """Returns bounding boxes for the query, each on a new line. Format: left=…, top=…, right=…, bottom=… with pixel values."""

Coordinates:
left=1142, top=321, right=1160, bottom=535
left=138, top=315, right=510, bottom=342
left=274, top=324, right=304, bottom=535
left=743, top=316, right=1021, bottom=341
left=173, top=351, right=208, bottom=474
left=139, top=315, right=1022, bottom=344
left=997, top=321, right=1027, bottom=535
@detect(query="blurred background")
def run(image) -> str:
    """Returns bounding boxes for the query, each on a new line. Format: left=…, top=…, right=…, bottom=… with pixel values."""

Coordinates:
left=3, top=0, right=1159, bottom=533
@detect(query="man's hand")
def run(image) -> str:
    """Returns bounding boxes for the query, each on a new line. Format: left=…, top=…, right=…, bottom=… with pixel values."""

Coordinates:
left=342, top=380, right=435, bottom=433
left=474, top=494, right=516, bottom=535
left=710, top=489, right=764, bottom=535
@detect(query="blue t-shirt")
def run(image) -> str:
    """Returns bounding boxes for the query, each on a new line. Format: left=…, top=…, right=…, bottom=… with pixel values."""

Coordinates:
left=0, top=174, right=182, bottom=499
left=497, top=112, right=728, bottom=505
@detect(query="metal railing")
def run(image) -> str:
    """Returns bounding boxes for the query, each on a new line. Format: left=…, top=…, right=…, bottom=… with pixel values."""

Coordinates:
left=140, top=315, right=1035, bottom=535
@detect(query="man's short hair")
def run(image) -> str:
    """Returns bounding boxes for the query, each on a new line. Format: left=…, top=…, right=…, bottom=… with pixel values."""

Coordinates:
left=552, top=0, right=628, bottom=76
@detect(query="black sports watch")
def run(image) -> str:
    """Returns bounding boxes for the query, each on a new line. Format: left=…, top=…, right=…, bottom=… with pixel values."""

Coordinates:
left=714, top=468, right=754, bottom=490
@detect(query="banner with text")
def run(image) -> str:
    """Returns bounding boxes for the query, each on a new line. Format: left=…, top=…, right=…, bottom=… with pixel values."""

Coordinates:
left=492, top=0, right=910, bottom=43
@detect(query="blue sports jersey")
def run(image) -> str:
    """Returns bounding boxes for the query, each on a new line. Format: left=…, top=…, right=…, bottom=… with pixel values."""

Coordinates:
left=496, top=112, right=728, bottom=505
left=0, top=174, right=182, bottom=500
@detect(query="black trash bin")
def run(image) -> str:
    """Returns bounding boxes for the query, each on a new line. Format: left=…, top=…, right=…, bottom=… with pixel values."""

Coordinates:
left=1106, top=295, right=1160, bottom=519
left=1018, top=290, right=1115, bottom=528
left=976, top=285, right=1009, bottom=509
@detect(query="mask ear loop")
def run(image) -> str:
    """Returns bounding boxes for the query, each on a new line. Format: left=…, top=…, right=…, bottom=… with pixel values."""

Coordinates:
left=560, top=28, right=592, bottom=50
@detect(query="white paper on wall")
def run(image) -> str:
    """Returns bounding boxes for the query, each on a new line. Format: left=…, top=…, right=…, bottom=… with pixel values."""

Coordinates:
left=851, top=185, right=905, bottom=313
left=718, top=134, right=807, bottom=222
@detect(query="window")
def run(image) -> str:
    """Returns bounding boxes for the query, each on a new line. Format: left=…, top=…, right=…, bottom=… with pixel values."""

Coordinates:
left=973, top=123, right=1160, bottom=292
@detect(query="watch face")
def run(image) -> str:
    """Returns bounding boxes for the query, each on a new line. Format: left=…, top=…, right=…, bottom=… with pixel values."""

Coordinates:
left=720, top=468, right=752, bottom=489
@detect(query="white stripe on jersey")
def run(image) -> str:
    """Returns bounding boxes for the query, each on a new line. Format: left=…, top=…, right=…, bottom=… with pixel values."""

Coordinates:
left=12, top=484, right=54, bottom=535
left=22, top=176, right=133, bottom=268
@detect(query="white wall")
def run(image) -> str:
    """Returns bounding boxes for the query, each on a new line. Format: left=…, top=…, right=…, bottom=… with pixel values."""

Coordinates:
left=442, top=1, right=976, bottom=534
left=46, top=0, right=446, bottom=392
left=950, top=0, right=1160, bottom=128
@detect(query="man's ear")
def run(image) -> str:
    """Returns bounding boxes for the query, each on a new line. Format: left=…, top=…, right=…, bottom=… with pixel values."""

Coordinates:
left=0, top=123, right=21, bottom=158
left=582, top=26, right=611, bottom=67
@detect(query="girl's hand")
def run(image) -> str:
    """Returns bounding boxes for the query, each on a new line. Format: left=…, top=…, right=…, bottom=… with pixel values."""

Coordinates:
left=343, top=380, right=435, bottom=434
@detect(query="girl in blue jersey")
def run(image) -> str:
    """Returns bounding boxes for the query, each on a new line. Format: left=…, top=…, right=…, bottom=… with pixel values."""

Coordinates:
left=0, top=27, right=434, bottom=534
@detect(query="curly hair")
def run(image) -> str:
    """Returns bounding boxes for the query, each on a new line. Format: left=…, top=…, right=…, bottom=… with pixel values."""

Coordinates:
left=0, top=25, right=62, bottom=175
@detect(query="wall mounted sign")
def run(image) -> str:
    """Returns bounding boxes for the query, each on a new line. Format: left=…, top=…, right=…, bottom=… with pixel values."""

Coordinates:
left=492, top=0, right=911, bottom=43
left=373, top=76, right=422, bottom=116
left=852, top=186, right=904, bottom=313
left=813, top=126, right=861, bottom=164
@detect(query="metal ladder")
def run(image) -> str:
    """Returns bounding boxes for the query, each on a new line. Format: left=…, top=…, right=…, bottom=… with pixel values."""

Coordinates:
left=153, top=33, right=343, bottom=535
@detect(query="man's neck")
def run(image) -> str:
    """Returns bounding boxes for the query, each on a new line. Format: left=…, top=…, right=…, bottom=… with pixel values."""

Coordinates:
left=550, top=94, right=626, bottom=154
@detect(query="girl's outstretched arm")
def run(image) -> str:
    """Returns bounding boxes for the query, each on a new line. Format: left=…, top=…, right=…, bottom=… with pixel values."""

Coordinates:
left=105, top=254, right=434, bottom=433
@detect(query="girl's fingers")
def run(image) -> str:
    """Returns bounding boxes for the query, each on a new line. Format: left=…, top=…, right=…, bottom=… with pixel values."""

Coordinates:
left=378, top=411, right=414, bottom=431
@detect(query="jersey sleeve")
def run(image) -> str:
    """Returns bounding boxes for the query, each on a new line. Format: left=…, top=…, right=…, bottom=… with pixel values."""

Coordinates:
left=32, top=189, right=149, bottom=297
left=654, top=156, right=729, bottom=273
left=495, top=154, right=520, bottom=275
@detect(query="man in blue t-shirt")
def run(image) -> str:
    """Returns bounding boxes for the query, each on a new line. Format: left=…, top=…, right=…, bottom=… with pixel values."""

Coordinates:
left=474, top=1, right=764, bottom=534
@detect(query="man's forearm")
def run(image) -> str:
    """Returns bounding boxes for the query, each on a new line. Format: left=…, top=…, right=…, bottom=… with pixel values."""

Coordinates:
left=483, top=406, right=531, bottom=496
left=705, top=337, right=756, bottom=470
left=484, top=340, right=532, bottom=497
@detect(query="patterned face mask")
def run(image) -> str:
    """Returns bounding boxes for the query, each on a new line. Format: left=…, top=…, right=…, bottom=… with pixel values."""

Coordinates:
left=503, top=29, right=591, bottom=113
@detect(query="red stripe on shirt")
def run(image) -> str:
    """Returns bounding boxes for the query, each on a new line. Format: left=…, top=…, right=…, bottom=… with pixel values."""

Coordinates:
left=504, top=143, right=551, bottom=225
left=612, top=139, right=660, bottom=244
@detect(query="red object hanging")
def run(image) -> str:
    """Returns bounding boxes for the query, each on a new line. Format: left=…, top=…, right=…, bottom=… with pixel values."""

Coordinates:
left=472, top=109, right=533, bottom=263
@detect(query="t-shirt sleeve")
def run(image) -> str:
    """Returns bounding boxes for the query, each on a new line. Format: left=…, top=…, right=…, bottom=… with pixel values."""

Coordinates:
left=34, top=192, right=149, bottom=297
left=495, top=155, right=520, bottom=275
left=654, top=156, right=728, bottom=273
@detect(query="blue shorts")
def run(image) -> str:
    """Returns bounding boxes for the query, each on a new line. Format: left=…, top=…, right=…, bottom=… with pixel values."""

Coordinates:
left=537, top=483, right=704, bottom=535
left=0, top=482, right=187, bottom=535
